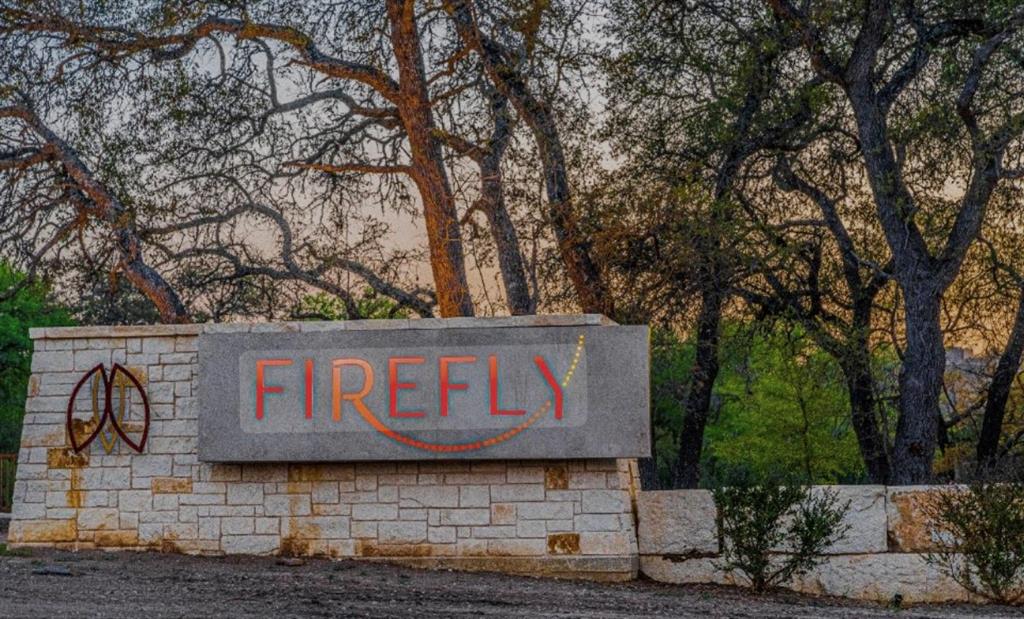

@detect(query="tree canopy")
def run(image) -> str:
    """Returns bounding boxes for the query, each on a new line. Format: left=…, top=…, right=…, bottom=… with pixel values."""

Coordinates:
left=3, top=0, right=1024, bottom=485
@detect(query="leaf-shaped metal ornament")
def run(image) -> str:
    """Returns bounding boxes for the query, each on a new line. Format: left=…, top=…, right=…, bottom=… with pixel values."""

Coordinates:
left=107, top=363, right=150, bottom=453
left=66, top=364, right=109, bottom=453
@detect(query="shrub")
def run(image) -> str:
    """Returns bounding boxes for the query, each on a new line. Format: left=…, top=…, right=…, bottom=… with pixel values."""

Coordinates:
left=712, top=480, right=849, bottom=592
left=925, top=483, right=1024, bottom=604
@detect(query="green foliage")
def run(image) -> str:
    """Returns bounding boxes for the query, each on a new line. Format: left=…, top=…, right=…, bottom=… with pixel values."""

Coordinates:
left=648, top=329, right=693, bottom=487
left=926, top=483, right=1024, bottom=604
left=295, top=289, right=410, bottom=321
left=0, top=264, right=74, bottom=454
left=706, top=326, right=865, bottom=485
left=713, top=477, right=850, bottom=593
left=648, top=323, right=866, bottom=488
left=0, top=543, right=31, bottom=557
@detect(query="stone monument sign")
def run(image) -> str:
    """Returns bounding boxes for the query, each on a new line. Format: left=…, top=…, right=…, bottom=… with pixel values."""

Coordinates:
left=8, top=316, right=648, bottom=581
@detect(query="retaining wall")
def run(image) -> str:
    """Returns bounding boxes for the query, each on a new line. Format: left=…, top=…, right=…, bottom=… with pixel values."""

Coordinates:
left=638, top=487, right=976, bottom=603
left=8, top=320, right=640, bottom=581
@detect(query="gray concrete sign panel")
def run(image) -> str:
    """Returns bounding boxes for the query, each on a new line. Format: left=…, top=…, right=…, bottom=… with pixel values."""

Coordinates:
left=198, top=320, right=649, bottom=461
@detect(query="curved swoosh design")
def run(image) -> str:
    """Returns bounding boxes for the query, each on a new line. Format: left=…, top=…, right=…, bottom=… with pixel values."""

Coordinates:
left=355, top=334, right=585, bottom=453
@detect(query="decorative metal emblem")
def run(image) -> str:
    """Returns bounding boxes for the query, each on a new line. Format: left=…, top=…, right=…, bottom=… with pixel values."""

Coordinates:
left=66, top=363, right=150, bottom=454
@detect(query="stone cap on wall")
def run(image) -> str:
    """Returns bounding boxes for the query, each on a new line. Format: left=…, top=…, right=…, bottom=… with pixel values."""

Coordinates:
left=29, top=314, right=618, bottom=340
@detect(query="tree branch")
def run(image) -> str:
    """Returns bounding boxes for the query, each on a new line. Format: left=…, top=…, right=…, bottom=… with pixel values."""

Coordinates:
left=0, top=104, right=190, bottom=323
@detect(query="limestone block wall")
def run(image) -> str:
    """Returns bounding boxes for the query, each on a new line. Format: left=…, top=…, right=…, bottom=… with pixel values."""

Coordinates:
left=9, top=323, right=639, bottom=581
left=638, top=487, right=977, bottom=603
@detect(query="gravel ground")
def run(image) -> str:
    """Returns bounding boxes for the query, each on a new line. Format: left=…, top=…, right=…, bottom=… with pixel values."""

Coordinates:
left=0, top=548, right=1021, bottom=618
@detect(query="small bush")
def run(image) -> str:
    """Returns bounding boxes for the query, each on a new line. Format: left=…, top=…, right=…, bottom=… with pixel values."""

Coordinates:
left=925, top=483, right=1024, bottom=604
left=0, top=543, right=31, bottom=558
left=712, top=480, right=849, bottom=592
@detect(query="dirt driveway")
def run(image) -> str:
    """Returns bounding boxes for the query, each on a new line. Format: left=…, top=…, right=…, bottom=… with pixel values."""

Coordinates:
left=0, top=547, right=1020, bottom=619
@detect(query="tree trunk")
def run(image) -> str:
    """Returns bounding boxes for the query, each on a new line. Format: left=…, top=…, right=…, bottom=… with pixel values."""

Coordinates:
left=839, top=293, right=891, bottom=483
left=442, top=0, right=611, bottom=315
left=669, top=39, right=782, bottom=488
left=845, top=86, right=945, bottom=485
left=977, top=287, right=1024, bottom=469
left=800, top=303, right=890, bottom=483
left=388, top=0, right=474, bottom=318
left=891, top=287, right=944, bottom=484
left=116, top=232, right=190, bottom=324
left=521, top=101, right=608, bottom=315
left=674, top=278, right=723, bottom=488
left=481, top=175, right=534, bottom=315
left=841, top=349, right=890, bottom=484
left=479, top=92, right=534, bottom=315
left=637, top=457, right=660, bottom=490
